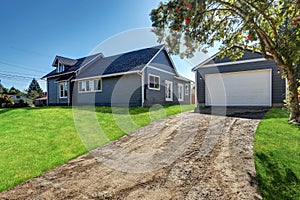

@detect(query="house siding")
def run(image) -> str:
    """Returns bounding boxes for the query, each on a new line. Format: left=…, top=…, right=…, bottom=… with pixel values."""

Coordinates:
left=143, top=67, right=190, bottom=106
left=72, top=73, right=142, bottom=107
left=47, top=77, right=70, bottom=106
left=149, top=50, right=177, bottom=74
left=47, top=78, right=59, bottom=105
left=196, top=60, right=285, bottom=106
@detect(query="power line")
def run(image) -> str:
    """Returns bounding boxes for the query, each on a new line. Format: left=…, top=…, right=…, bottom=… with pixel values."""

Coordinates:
left=0, top=69, right=42, bottom=77
left=0, top=60, right=48, bottom=73
left=0, top=73, right=46, bottom=81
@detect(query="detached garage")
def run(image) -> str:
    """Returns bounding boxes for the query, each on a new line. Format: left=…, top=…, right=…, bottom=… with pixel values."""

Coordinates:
left=193, top=49, right=286, bottom=108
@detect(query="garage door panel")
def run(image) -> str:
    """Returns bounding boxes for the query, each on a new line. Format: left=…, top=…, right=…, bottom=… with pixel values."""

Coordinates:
left=205, top=69, right=271, bottom=106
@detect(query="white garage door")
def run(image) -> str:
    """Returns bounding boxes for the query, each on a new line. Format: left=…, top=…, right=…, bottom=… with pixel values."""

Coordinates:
left=205, top=69, right=272, bottom=106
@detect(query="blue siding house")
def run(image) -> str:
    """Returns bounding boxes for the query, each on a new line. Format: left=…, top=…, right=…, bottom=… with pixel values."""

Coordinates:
left=192, top=48, right=286, bottom=109
left=43, top=45, right=192, bottom=107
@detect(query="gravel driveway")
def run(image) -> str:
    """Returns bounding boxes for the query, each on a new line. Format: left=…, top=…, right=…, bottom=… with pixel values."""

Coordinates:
left=0, top=111, right=263, bottom=200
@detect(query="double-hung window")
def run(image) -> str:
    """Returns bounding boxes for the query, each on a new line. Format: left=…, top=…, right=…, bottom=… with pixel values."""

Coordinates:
left=94, top=79, right=102, bottom=91
left=185, top=84, right=189, bottom=95
left=148, top=74, right=160, bottom=90
left=59, top=82, right=68, bottom=98
left=178, top=83, right=184, bottom=101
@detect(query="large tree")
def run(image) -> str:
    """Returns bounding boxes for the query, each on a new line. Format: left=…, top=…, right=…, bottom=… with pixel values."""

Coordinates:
left=150, top=0, right=300, bottom=122
left=26, top=78, right=43, bottom=99
left=27, top=78, right=43, bottom=94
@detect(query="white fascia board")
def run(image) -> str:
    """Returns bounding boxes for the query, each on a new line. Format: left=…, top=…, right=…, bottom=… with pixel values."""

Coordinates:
left=192, top=52, right=219, bottom=71
left=197, top=58, right=267, bottom=69
left=146, top=65, right=176, bottom=75
left=72, top=70, right=140, bottom=82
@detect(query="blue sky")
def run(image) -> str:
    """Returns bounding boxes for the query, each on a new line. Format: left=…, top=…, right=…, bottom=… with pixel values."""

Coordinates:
left=0, top=0, right=214, bottom=91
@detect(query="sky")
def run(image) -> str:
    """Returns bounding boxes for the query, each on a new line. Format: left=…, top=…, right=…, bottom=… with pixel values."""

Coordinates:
left=0, top=0, right=216, bottom=91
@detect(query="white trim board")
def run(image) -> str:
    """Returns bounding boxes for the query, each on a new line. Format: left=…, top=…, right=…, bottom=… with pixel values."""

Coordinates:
left=146, top=65, right=176, bottom=75
left=72, top=71, right=140, bottom=82
left=193, top=58, right=266, bottom=70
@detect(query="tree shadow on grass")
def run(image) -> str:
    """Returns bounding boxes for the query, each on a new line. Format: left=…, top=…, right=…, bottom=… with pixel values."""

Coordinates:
left=0, top=108, right=12, bottom=115
left=255, top=152, right=300, bottom=199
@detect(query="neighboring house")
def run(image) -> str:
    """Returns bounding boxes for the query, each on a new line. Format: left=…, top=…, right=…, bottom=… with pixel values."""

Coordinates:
left=10, top=94, right=33, bottom=105
left=192, top=48, right=286, bottom=108
left=34, top=97, right=47, bottom=107
left=42, top=45, right=192, bottom=107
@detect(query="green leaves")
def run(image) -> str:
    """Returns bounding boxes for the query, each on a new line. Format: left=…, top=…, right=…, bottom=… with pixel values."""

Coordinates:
left=150, top=0, right=299, bottom=64
left=150, top=0, right=300, bottom=122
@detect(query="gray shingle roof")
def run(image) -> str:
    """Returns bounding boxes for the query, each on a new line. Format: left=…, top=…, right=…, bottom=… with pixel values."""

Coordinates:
left=76, top=45, right=163, bottom=79
left=42, top=53, right=103, bottom=79
left=43, top=45, right=164, bottom=79
left=53, top=56, right=78, bottom=66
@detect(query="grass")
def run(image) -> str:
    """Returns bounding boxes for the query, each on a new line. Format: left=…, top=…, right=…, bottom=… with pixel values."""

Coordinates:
left=0, top=104, right=194, bottom=192
left=254, top=108, right=300, bottom=199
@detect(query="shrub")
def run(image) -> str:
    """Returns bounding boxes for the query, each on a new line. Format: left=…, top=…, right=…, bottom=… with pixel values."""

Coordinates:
left=13, top=99, right=31, bottom=108
left=0, top=94, right=14, bottom=108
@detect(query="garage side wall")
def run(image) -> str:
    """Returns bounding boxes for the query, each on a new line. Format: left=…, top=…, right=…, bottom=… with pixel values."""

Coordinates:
left=196, top=60, right=286, bottom=107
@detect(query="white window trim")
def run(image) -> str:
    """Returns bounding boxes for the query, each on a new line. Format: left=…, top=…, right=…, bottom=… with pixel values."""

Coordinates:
left=178, top=83, right=184, bottom=102
left=93, top=79, right=102, bottom=92
left=59, top=82, right=68, bottom=98
left=165, top=80, right=173, bottom=101
left=78, top=79, right=102, bottom=93
left=148, top=74, right=160, bottom=90
left=185, top=84, right=189, bottom=95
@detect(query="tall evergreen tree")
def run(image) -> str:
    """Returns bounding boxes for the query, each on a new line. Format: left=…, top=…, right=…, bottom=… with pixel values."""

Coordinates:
left=27, top=78, right=43, bottom=94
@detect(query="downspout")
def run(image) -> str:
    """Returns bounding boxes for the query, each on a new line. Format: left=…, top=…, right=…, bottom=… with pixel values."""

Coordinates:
left=141, top=71, right=144, bottom=107
left=46, top=79, right=49, bottom=106
left=67, top=76, right=73, bottom=106
left=194, top=71, right=198, bottom=109
left=67, top=80, right=70, bottom=106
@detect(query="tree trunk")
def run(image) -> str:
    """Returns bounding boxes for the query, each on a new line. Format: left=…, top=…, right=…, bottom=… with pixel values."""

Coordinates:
left=286, top=66, right=300, bottom=123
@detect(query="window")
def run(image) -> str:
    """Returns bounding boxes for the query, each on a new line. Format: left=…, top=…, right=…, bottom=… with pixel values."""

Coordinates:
left=78, top=79, right=102, bottom=93
left=79, top=81, right=86, bottom=92
left=94, top=79, right=102, bottom=91
left=59, top=82, right=68, bottom=98
left=57, top=61, right=65, bottom=73
left=185, top=84, right=189, bottom=95
left=178, top=83, right=184, bottom=101
left=86, top=80, right=93, bottom=92
left=148, top=74, right=160, bottom=90
left=165, top=80, right=173, bottom=101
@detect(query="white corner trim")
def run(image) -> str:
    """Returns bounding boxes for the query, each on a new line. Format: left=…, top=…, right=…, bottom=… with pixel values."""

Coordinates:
left=147, top=65, right=176, bottom=75
left=72, top=70, right=140, bottom=82
left=197, top=58, right=266, bottom=69
left=141, top=70, right=144, bottom=107
left=164, top=51, right=179, bottom=76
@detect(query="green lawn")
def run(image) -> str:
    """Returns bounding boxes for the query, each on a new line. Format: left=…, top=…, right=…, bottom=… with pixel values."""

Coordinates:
left=0, top=104, right=194, bottom=192
left=254, top=108, right=300, bottom=199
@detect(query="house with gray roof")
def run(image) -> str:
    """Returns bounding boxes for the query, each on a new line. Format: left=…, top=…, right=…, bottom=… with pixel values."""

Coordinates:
left=43, top=45, right=192, bottom=107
